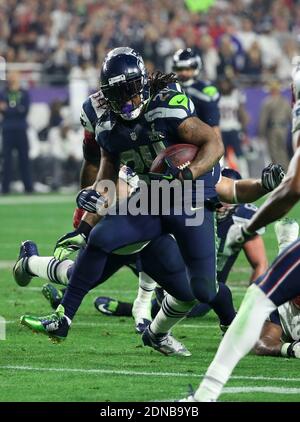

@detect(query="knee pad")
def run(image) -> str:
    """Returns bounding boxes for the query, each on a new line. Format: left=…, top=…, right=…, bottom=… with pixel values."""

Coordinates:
left=190, top=276, right=217, bottom=303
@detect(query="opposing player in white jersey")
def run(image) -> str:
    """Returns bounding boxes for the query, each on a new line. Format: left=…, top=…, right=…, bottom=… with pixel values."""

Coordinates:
left=179, top=60, right=300, bottom=402
left=218, top=77, right=249, bottom=176
left=254, top=219, right=300, bottom=358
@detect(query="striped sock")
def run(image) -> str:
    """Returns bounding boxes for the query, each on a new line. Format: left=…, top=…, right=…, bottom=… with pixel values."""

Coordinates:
left=149, top=294, right=196, bottom=335
left=28, top=256, right=73, bottom=286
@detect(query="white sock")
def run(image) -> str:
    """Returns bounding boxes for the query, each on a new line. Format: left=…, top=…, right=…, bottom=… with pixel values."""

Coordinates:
left=150, top=294, right=196, bottom=335
left=194, top=285, right=276, bottom=402
left=132, top=272, right=156, bottom=322
left=136, top=272, right=156, bottom=303
left=28, top=256, right=73, bottom=286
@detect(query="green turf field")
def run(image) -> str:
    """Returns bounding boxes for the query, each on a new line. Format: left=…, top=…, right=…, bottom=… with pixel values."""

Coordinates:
left=1, top=194, right=300, bottom=402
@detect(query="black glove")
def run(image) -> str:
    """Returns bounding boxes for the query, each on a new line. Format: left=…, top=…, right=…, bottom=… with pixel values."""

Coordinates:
left=149, top=158, right=193, bottom=181
left=261, top=163, right=285, bottom=192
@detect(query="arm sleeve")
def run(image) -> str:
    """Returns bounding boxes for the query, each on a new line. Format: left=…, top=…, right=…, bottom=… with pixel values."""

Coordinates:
left=82, top=130, right=101, bottom=165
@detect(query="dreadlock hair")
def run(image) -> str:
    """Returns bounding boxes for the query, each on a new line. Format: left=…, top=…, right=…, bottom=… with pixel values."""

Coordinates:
left=99, top=71, right=178, bottom=112
left=148, top=71, right=178, bottom=96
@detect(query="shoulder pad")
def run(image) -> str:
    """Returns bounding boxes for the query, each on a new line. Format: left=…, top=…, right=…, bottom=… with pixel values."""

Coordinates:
left=80, top=91, right=107, bottom=133
left=95, top=111, right=115, bottom=139
left=187, top=82, right=220, bottom=103
left=202, top=85, right=219, bottom=99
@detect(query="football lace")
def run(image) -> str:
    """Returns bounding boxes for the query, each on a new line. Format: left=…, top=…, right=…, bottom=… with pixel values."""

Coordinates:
left=177, top=161, right=191, bottom=170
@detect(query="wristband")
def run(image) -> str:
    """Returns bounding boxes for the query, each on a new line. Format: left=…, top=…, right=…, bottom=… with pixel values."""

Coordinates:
left=232, top=180, right=238, bottom=204
left=78, top=220, right=92, bottom=239
left=242, top=226, right=255, bottom=237
left=181, top=167, right=194, bottom=180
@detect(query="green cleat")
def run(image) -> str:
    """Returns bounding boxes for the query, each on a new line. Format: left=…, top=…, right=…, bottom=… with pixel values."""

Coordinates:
left=42, top=283, right=65, bottom=310
left=20, top=304, right=70, bottom=343
left=13, top=240, right=39, bottom=287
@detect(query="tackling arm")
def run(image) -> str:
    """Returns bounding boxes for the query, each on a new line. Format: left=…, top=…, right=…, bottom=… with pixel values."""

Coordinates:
left=80, top=160, right=99, bottom=189
left=253, top=321, right=283, bottom=357
left=216, top=176, right=266, bottom=204
left=93, top=148, right=119, bottom=192
left=177, top=116, right=224, bottom=179
left=217, top=162, right=285, bottom=204
left=242, top=236, right=268, bottom=283
left=247, top=148, right=300, bottom=234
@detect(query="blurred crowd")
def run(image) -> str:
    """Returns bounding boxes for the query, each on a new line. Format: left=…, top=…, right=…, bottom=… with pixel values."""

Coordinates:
left=0, top=0, right=300, bottom=86
left=0, top=0, right=297, bottom=193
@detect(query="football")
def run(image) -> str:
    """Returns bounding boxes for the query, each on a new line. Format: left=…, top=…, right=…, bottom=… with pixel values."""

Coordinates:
left=149, top=143, right=198, bottom=174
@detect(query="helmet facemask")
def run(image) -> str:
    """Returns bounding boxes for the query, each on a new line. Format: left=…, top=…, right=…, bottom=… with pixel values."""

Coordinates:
left=101, top=74, right=149, bottom=120
left=172, top=49, right=202, bottom=87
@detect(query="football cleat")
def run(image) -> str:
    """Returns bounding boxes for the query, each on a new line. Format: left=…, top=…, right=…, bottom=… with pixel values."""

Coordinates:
left=142, top=327, right=191, bottom=357
left=177, top=385, right=199, bottom=402
left=135, top=318, right=151, bottom=335
left=94, top=296, right=119, bottom=316
left=42, top=283, right=64, bottom=310
left=13, top=240, right=39, bottom=286
left=20, top=304, right=70, bottom=343
left=275, top=218, right=299, bottom=254
left=177, top=395, right=198, bottom=402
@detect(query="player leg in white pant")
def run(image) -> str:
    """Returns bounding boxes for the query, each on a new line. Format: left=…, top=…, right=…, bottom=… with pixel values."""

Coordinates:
left=183, top=231, right=300, bottom=402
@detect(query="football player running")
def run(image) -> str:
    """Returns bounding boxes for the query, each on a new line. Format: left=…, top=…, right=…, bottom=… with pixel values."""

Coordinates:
left=19, top=46, right=224, bottom=342
left=19, top=47, right=284, bottom=347
left=178, top=62, right=300, bottom=402
left=172, top=48, right=221, bottom=141
left=93, top=168, right=268, bottom=319
left=60, top=88, right=157, bottom=332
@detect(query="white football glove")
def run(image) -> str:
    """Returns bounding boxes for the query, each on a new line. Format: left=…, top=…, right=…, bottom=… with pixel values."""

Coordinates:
left=224, top=223, right=255, bottom=256
left=118, top=165, right=140, bottom=193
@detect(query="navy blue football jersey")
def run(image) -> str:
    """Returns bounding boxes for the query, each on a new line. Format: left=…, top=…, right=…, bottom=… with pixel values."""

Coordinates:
left=95, top=87, right=220, bottom=198
left=217, top=203, right=264, bottom=283
left=182, top=80, right=220, bottom=127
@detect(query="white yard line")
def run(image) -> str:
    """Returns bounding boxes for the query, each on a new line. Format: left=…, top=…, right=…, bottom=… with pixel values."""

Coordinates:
left=0, top=261, right=14, bottom=269
left=167, top=386, right=300, bottom=401
left=0, top=365, right=300, bottom=384
left=222, top=386, right=300, bottom=394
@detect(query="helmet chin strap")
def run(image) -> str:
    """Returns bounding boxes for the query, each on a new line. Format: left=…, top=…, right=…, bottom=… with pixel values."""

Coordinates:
left=120, top=95, right=149, bottom=121
left=120, top=102, right=144, bottom=120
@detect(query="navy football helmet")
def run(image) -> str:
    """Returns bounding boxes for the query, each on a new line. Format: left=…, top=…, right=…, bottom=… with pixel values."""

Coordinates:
left=172, top=48, right=202, bottom=84
left=100, top=47, right=149, bottom=120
